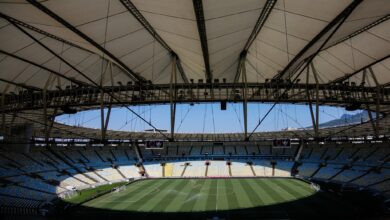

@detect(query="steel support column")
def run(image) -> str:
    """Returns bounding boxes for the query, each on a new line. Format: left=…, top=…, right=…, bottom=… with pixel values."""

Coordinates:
left=361, top=69, right=379, bottom=137
left=46, top=76, right=61, bottom=140
left=103, top=63, right=114, bottom=140
left=369, top=67, right=381, bottom=138
left=306, top=65, right=318, bottom=139
left=242, top=59, right=248, bottom=141
left=46, top=108, right=58, bottom=141
left=1, top=84, right=10, bottom=136
left=43, top=74, right=53, bottom=142
left=100, top=63, right=108, bottom=141
left=170, top=57, right=177, bottom=141
left=100, top=91, right=105, bottom=141
left=100, top=62, right=115, bottom=141
left=311, top=62, right=320, bottom=139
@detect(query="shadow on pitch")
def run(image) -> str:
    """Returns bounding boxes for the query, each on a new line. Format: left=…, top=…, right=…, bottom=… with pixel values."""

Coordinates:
left=51, top=189, right=386, bottom=220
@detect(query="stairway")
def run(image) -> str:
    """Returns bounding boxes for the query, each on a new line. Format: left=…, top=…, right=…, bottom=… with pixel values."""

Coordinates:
left=116, top=167, right=127, bottom=179
left=249, top=164, right=256, bottom=176
left=181, top=163, right=188, bottom=177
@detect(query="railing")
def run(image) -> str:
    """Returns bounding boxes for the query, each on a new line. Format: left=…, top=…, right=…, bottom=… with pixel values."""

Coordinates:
left=2, top=82, right=389, bottom=112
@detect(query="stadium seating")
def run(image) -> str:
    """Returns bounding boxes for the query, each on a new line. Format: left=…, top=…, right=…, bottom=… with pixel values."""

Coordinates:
left=182, top=161, right=205, bottom=177
left=312, top=164, right=343, bottom=180
left=230, top=160, right=253, bottom=176
left=252, top=160, right=273, bottom=176
left=207, top=161, right=229, bottom=176
left=1, top=142, right=390, bottom=216
left=274, top=161, right=293, bottom=177
left=143, top=162, right=162, bottom=177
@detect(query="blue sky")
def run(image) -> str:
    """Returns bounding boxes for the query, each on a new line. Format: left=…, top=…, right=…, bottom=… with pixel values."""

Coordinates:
left=56, top=103, right=361, bottom=133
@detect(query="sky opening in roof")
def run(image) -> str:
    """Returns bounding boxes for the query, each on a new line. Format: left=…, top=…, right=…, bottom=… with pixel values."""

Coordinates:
left=56, top=103, right=362, bottom=133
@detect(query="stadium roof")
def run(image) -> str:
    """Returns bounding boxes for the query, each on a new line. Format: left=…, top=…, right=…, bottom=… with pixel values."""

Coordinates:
left=0, top=0, right=389, bottom=91
left=0, top=0, right=390, bottom=141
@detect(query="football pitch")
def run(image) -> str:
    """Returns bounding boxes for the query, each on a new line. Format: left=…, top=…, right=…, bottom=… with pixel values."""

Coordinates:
left=68, top=178, right=376, bottom=219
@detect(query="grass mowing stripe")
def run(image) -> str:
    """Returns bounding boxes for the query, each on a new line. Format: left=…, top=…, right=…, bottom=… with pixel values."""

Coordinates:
left=108, top=179, right=168, bottom=210
left=145, top=179, right=190, bottom=212
left=192, top=179, right=213, bottom=211
left=216, top=179, right=229, bottom=211
left=253, top=179, right=289, bottom=218
left=231, top=179, right=252, bottom=208
left=163, top=179, right=196, bottom=211
left=205, top=179, right=218, bottom=212
left=178, top=179, right=206, bottom=212
left=288, top=179, right=316, bottom=194
left=272, top=178, right=318, bottom=216
left=262, top=179, right=297, bottom=202
left=246, top=179, right=274, bottom=205
left=136, top=179, right=184, bottom=211
left=239, top=179, right=263, bottom=207
left=240, top=179, right=265, bottom=206
left=256, top=179, right=286, bottom=202
left=84, top=180, right=155, bottom=208
left=224, top=178, right=240, bottom=209
left=124, top=179, right=175, bottom=211
left=274, top=179, right=312, bottom=198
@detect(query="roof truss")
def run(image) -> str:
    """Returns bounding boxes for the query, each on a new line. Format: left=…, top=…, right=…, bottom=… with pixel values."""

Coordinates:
left=324, top=14, right=390, bottom=51
left=275, top=0, right=363, bottom=80
left=26, top=0, right=146, bottom=83
left=0, top=12, right=95, bottom=55
left=119, top=0, right=189, bottom=83
left=0, top=49, right=86, bottom=87
left=193, top=0, right=212, bottom=82
left=0, top=77, right=42, bottom=91
left=328, top=54, right=390, bottom=84
left=234, top=0, right=277, bottom=83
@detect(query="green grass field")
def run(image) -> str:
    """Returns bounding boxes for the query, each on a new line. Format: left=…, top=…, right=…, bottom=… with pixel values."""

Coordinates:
left=65, top=178, right=381, bottom=219
left=64, top=182, right=126, bottom=204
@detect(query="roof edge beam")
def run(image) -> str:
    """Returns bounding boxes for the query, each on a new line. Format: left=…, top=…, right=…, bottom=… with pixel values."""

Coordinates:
left=243, top=0, right=277, bottom=51
left=234, top=0, right=277, bottom=83
left=119, top=0, right=189, bottom=83
left=6, top=14, right=170, bottom=140
left=0, top=12, right=141, bottom=85
left=0, top=50, right=86, bottom=87
left=275, top=0, right=363, bottom=80
left=193, top=0, right=212, bottom=82
left=0, top=77, right=42, bottom=91
left=328, top=54, right=390, bottom=84
left=26, top=0, right=145, bottom=83
left=0, top=12, right=95, bottom=55
left=323, top=14, right=390, bottom=51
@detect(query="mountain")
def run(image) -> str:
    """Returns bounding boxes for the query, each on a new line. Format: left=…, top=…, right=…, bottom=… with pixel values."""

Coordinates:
left=307, top=111, right=371, bottom=128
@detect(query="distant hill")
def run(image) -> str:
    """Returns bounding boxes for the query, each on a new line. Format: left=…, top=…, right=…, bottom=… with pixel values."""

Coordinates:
left=307, top=111, right=371, bottom=129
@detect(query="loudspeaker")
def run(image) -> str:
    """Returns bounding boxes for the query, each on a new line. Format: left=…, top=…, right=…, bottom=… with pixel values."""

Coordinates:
left=221, top=101, right=227, bottom=110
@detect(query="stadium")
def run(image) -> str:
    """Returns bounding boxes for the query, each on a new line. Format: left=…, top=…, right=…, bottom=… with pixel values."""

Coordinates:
left=0, top=0, right=390, bottom=219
